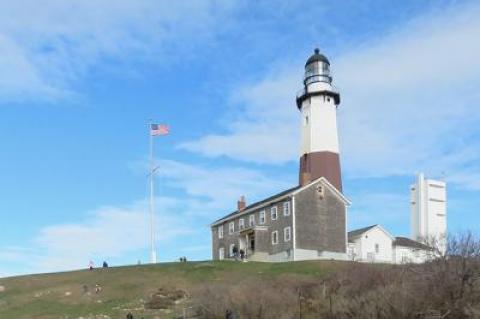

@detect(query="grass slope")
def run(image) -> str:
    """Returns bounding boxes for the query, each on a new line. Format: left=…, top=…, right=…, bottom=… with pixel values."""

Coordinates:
left=0, top=260, right=342, bottom=319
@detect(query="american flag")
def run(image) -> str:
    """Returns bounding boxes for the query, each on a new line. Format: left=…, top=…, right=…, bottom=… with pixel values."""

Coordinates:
left=150, top=123, right=169, bottom=136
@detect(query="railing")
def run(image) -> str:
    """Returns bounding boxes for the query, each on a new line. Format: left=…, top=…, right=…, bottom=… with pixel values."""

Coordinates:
left=296, top=84, right=340, bottom=99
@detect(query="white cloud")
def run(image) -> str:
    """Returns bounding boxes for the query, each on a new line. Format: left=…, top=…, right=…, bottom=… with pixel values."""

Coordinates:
left=0, top=0, right=235, bottom=102
left=154, top=159, right=291, bottom=210
left=179, top=71, right=300, bottom=163
left=32, top=198, right=193, bottom=273
left=0, top=159, right=290, bottom=275
left=180, top=2, right=480, bottom=190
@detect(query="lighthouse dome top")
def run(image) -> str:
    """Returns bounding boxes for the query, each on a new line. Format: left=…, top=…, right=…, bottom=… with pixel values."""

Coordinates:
left=305, top=48, right=330, bottom=67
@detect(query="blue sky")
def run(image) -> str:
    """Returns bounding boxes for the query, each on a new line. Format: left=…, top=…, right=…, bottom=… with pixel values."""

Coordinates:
left=1, top=0, right=480, bottom=277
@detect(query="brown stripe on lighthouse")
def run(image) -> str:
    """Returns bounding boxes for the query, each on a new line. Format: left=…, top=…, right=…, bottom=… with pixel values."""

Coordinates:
left=299, top=151, right=342, bottom=192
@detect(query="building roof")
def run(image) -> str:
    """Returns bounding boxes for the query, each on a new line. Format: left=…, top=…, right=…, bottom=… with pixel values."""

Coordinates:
left=211, top=185, right=301, bottom=226
left=393, top=237, right=432, bottom=250
left=305, top=48, right=330, bottom=66
left=210, top=177, right=351, bottom=227
left=347, top=225, right=378, bottom=242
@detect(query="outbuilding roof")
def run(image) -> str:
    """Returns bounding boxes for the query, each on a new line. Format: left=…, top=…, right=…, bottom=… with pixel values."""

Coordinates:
left=393, top=237, right=432, bottom=250
left=347, top=225, right=378, bottom=242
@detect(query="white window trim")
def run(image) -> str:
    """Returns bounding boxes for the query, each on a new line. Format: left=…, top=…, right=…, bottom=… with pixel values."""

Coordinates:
left=249, top=214, right=255, bottom=227
left=272, top=231, right=279, bottom=245
left=283, top=201, right=290, bottom=216
left=271, top=206, right=278, bottom=220
left=239, top=218, right=245, bottom=230
left=218, top=225, right=224, bottom=239
left=259, top=210, right=266, bottom=225
left=284, top=226, right=291, bottom=242
left=229, top=222, right=235, bottom=234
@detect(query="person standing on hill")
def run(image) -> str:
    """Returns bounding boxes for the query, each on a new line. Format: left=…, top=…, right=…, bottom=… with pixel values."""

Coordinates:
left=232, top=245, right=239, bottom=261
left=88, top=260, right=94, bottom=271
left=239, top=249, right=245, bottom=261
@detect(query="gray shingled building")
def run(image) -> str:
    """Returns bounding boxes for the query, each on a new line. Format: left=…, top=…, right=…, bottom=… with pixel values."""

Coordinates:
left=211, top=177, right=350, bottom=262
left=210, top=49, right=350, bottom=262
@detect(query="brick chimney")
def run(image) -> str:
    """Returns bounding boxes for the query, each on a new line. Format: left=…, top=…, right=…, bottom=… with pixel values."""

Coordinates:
left=300, top=172, right=312, bottom=186
left=237, top=196, right=246, bottom=211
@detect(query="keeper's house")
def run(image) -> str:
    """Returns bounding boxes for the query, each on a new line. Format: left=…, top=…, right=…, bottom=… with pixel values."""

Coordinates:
left=211, top=177, right=350, bottom=262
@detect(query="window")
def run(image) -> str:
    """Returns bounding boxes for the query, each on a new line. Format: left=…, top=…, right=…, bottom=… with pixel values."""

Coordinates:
left=218, top=225, right=224, bottom=239
left=229, top=244, right=236, bottom=257
left=283, top=201, right=290, bottom=216
left=229, top=222, right=235, bottom=234
left=219, top=247, right=225, bottom=260
left=249, top=214, right=255, bottom=227
left=259, top=210, right=266, bottom=224
left=271, top=206, right=278, bottom=220
left=272, top=231, right=279, bottom=245
left=239, top=218, right=245, bottom=230
left=375, top=244, right=379, bottom=253
left=284, top=227, right=291, bottom=242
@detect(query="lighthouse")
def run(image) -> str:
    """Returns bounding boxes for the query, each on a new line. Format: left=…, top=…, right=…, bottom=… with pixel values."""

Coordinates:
left=296, top=48, right=342, bottom=191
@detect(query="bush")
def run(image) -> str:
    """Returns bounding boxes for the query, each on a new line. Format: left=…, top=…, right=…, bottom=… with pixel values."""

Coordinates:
left=190, top=233, right=480, bottom=318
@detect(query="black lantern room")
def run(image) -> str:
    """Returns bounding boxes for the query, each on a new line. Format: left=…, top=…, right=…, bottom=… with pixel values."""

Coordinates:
left=304, top=48, right=332, bottom=85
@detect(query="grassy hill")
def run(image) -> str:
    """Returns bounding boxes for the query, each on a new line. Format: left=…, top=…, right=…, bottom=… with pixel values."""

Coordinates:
left=0, top=260, right=341, bottom=319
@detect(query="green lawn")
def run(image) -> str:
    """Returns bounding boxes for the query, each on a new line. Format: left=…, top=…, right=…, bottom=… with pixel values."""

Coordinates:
left=0, top=260, right=343, bottom=319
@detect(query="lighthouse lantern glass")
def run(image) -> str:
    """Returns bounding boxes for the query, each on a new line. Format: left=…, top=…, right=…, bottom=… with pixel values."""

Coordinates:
left=304, top=61, right=331, bottom=85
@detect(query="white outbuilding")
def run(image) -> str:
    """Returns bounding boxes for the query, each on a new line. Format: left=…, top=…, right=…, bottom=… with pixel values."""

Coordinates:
left=347, top=225, right=394, bottom=263
left=348, top=225, right=433, bottom=264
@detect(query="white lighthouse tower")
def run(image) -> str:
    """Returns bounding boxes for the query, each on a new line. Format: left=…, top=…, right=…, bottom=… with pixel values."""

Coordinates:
left=296, top=48, right=342, bottom=191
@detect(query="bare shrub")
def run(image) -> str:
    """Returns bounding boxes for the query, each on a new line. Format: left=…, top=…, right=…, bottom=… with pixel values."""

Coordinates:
left=190, top=233, right=480, bottom=318
left=322, top=232, right=480, bottom=319
left=191, top=274, right=318, bottom=319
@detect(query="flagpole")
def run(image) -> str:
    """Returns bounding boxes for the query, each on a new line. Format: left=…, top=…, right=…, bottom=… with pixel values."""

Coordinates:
left=149, top=120, right=157, bottom=264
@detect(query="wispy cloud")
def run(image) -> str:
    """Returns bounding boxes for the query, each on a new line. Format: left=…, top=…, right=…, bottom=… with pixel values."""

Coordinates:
left=179, top=70, right=300, bottom=163
left=0, top=0, right=235, bottom=103
left=154, top=159, right=291, bottom=212
left=0, top=159, right=290, bottom=275
left=180, top=2, right=480, bottom=190
left=28, top=198, right=192, bottom=273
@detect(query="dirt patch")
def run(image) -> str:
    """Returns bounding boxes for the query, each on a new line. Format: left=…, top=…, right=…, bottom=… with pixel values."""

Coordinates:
left=145, top=288, right=187, bottom=310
